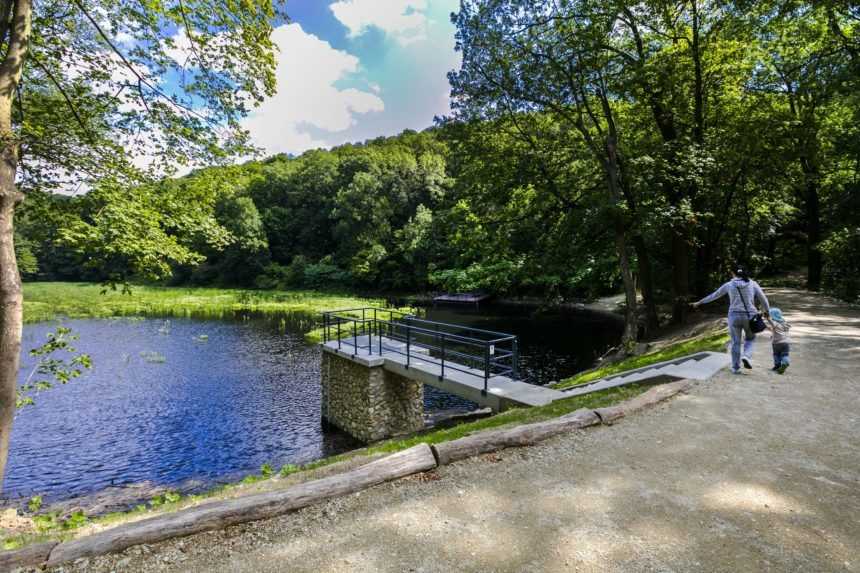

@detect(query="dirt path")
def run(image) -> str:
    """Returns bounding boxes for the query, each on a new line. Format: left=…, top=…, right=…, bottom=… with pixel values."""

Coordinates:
left=57, top=288, right=860, bottom=573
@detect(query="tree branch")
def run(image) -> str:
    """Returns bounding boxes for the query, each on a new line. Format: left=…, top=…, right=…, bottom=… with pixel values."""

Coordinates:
left=69, top=0, right=214, bottom=125
left=29, top=54, right=98, bottom=145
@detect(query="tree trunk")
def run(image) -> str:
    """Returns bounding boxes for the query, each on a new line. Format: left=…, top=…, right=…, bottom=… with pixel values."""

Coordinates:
left=0, top=121, right=23, bottom=492
left=604, top=136, right=638, bottom=348
left=633, top=235, right=659, bottom=332
left=801, top=159, right=822, bottom=290
left=615, top=223, right=638, bottom=346
left=0, top=0, right=33, bottom=491
left=433, top=408, right=599, bottom=465
left=671, top=231, right=690, bottom=324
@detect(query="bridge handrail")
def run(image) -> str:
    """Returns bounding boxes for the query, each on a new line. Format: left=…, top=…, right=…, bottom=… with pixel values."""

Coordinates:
left=397, top=315, right=516, bottom=342
left=320, top=307, right=519, bottom=393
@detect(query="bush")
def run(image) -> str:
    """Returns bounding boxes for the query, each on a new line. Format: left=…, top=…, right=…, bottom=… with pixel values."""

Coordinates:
left=303, top=256, right=352, bottom=289
left=255, top=256, right=310, bottom=290
left=821, top=227, right=860, bottom=302
left=255, top=262, right=290, bottom=290
left=428, top=260, right=523, bottom=295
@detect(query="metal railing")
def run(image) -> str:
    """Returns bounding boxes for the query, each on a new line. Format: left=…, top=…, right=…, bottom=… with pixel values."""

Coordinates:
left=321, top=307, right=519, bottom=395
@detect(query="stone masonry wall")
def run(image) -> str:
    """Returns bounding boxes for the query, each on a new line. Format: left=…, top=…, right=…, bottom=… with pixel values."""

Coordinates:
left=321, top=351, right=424, bottom=443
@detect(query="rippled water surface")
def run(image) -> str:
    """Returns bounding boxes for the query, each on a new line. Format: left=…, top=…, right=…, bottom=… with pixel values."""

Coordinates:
left=6, top=306, right=621, bottom=504
left=6, top=315, right=356, bottom=503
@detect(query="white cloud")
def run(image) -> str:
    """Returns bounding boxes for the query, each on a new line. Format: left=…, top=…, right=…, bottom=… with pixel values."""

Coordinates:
left=330, top=0, right=429, bottom=44
left=242, top=23, right=385, bottom=156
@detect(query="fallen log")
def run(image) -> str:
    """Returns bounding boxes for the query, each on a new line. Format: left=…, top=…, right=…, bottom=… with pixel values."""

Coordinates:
left=0, top=541, right=57, bottom=572
left=46, top=444, right=437, bottom=567
left=432, top=408, right=600, bottom=466
left=594, top=380, right=693, bottom=425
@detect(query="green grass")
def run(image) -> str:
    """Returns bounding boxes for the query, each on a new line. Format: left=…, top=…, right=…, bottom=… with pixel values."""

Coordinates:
left=23, top=282, right=385, bottom=324
left=363, top=382, right=651, bottom=453
left=552, top=331, right=730, bottom=390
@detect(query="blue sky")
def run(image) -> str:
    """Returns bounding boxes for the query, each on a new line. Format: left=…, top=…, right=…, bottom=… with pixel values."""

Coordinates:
left=241, top=0, right=462, bottom=157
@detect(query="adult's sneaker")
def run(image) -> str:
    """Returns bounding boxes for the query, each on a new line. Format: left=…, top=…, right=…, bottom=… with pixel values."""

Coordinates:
left=777, top=364, right=788, bottom=375
left=742, top=356, right=753, bottom=369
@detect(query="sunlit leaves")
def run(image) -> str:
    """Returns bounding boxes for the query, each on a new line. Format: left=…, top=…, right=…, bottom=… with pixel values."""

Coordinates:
left=16, top=327, right=93, bottom=409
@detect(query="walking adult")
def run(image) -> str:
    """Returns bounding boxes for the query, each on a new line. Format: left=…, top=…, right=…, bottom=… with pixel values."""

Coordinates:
left=692, top=266, right=770, bottom=374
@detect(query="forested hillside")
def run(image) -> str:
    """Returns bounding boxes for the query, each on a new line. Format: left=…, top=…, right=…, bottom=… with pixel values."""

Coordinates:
left=17, top=1, right=859, bottom=335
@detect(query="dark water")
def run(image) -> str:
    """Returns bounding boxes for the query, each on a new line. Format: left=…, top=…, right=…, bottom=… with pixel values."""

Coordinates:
left=5, top=306, right=621, bottom=505
left=423, top=304, right=624, bottom=385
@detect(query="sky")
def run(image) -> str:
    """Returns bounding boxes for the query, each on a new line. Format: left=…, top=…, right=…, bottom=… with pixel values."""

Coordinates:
left=242, top=0, right=462, bottom=158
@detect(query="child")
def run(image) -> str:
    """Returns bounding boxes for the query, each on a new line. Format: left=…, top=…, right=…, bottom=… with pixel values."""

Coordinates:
left=766, top=307, right=791, bottom=374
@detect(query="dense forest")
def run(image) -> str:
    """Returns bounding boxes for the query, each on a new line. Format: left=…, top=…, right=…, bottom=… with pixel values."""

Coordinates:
left=16, top=1, right=860, bottom=341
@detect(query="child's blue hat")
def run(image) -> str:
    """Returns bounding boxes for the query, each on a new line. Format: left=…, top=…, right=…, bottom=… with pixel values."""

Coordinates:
left=770, top=308, right=784, bottom=322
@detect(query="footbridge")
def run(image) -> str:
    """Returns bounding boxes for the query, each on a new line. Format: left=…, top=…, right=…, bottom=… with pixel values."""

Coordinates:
left=320, top=308, right=562, bottom=407
left=318, top=307, right=728, bottom=442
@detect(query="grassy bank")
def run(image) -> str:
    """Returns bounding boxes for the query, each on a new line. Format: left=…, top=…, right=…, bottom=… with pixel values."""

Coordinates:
left=552, top=331, right=730, bottom=390
left=22, top=282, right=384, bottom=324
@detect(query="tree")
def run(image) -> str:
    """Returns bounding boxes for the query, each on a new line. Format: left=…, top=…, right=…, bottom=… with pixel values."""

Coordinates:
left=449, top=0, right=643, bottom=346
left=751, top=1, right=853, bottom=289
left=0, top=0, right=283, bottom=489
left=213, top=194, right=269, bottom=285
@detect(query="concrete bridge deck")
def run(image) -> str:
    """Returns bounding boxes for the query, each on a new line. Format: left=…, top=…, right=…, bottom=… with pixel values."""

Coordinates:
left=322, top=336, right=563, bottom=410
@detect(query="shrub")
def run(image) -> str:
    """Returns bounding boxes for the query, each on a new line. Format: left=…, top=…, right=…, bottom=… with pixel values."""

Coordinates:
left=303, top=256, right=351, bottom=289
left=254, top=262, right=290, bottom=290
left=821, top=227, right=860, bottom=302
left=428, top=260, right=523, bottom=295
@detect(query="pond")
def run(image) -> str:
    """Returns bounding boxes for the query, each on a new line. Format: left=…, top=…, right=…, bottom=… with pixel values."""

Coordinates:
left=422, top=303, right=624, bottom=385
left=5, top=305, right=621, bottom=507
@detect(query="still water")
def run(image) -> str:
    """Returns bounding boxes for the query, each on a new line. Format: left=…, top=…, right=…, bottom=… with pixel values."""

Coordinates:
left=5, top=305, right=621, bottom=505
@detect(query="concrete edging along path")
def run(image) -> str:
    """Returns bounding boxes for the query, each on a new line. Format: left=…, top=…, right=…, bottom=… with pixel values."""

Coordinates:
left=0, top=379, right=694, bottom=572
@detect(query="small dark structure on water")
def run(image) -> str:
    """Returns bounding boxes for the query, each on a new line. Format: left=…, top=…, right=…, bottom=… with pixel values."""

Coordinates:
left=432, top=292, right=492, bottom=307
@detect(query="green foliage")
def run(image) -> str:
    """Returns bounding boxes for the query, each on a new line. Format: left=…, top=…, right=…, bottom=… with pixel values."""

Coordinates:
left=27, top=495, right=43, bottom=513
left=279, top=464, right=299, bottom=477
left=15, top=234, right=40, bottom=278
left=14, top=1, right=860, bottom=310
left=19, top=0, right=283, bottom=191
left=260, top=463, right=274, bottom=478
left=821, top=227, right=860, bottom=302
left=32, top=509, right=88, bottom=533
left=17, top=326, right=93, bottom=409
left=7, top=0, right=287, bottom=302
left=429, top=260, right=524, bottom=296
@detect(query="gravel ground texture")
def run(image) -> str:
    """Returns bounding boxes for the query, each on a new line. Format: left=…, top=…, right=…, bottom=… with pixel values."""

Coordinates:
left=43, top=288, right=860, bottom=573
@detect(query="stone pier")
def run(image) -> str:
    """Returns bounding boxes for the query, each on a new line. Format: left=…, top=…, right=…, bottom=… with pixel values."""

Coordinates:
left=321, top=349, right=424, bottom=443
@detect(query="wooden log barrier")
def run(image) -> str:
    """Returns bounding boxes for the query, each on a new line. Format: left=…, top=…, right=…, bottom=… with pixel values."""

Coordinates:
left=46, top=444, right=437, bottom=567
left=432, top=408, right=600, bottom=466
left=593, top=380, right=693, bottom=425
left=0, top=541, right=57, bottom=571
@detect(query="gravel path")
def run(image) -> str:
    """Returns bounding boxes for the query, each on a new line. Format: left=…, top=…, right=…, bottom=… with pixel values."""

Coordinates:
left=53, top=288, right=860, bottom=573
